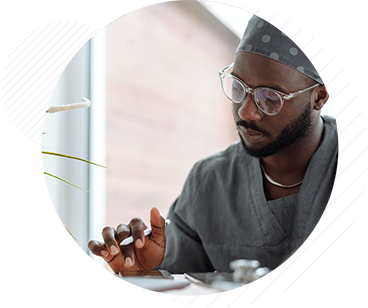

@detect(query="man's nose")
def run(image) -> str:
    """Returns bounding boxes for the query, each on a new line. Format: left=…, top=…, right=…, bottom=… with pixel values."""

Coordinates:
left=237, top=94, right=263, bottom=122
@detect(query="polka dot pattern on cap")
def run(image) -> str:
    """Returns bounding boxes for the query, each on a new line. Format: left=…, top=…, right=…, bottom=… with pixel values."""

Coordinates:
left=244, top=44, right=252, bottom=51
left=262, top=35, right=271, bottom=43
left=236, top=0, right=339, bottom=84
left=289, top=47, right=299, bottom=56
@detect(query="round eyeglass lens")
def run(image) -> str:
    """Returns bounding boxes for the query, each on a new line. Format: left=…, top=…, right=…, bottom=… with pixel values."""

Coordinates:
left=222, top=76, right=244, bottom=103
left=255, top=89, right=282, bottom=115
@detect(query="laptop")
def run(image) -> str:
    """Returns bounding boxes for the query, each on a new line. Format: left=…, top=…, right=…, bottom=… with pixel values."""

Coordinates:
left=41, top=222, right=190, bottom=296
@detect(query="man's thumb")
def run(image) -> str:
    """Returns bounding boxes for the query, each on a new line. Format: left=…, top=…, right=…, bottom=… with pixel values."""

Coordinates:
left=150, top=207, right=166, bottom=240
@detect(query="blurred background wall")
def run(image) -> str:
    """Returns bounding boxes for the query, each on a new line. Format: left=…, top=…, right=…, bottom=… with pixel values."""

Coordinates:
left=105, top=1, right=241, bottom=227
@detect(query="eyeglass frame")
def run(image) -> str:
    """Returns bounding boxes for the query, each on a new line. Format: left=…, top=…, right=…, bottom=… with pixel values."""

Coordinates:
left=218, top=62, right=320, bottom=116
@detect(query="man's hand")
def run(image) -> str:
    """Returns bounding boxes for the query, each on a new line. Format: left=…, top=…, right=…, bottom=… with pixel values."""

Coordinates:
left=270, top=236, right=339, bottom=296
left=88, top=207, right=166, bottom=274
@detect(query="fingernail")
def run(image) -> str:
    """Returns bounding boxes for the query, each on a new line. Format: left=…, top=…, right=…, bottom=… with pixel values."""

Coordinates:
left=101, top=250, right=109, bottom=257
left=125, top=257, right=133, bottom=267
left=135, top=239, right=143, bottom=248
left=110, top=245, right=118, bottom=254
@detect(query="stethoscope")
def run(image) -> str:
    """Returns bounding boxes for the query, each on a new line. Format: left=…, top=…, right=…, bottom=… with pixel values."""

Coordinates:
left=211, top=259, right=278, bottom=296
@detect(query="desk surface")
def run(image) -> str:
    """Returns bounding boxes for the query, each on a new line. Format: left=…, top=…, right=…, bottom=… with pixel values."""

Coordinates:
left=61, top=273, right=268, bottom=296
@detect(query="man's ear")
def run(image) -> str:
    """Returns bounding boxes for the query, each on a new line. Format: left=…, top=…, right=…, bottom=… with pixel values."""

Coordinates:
left=313, top=84, right=329, bottom=110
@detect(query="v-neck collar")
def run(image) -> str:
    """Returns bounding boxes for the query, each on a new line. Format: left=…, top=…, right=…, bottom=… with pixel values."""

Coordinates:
left=246, top=156, right=289, bottom=240
left=243, top=116, right=337, bottom=242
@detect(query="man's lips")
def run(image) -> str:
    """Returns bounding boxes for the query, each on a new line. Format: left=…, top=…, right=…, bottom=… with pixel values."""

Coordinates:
left=238, top=126, right=265, bottom=143
left=239, top=127, right=263, bottom=135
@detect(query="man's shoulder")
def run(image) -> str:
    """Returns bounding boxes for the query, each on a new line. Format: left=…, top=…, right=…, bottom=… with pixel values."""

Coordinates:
left=322, top=115, right=339, bottom=132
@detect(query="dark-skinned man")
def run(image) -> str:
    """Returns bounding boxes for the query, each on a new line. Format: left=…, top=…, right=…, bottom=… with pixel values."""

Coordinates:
left=88, top=15, right=337, bottom=275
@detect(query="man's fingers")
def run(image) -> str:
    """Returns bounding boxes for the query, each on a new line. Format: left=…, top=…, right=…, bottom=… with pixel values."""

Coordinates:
left=88, top=240, right=110, bottom=258
left=117, top=223, right=139, bottom=267
left=119, top=243, right=135, bottom=268
left=102, top=226, right=120, bottom=256
left=150, top=207, right=166, bottom=243
left=129, top=218, right=146, bottom=249
left=116, top=223, right=131, bottom=244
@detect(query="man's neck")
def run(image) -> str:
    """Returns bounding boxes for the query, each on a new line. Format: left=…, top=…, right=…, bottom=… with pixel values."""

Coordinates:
left=261, top=115, right=324, bottom=189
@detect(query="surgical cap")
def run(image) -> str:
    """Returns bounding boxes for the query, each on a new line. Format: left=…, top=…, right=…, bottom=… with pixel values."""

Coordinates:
left=236, top=0, right=339, bottom=84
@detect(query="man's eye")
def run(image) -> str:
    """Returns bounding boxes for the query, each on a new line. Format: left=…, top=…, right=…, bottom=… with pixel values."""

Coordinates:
left=266, top=97, right=280, bottom=105
left=265, top=92, right=281, bottom=105
left=233, top=82, right=242, bottom=92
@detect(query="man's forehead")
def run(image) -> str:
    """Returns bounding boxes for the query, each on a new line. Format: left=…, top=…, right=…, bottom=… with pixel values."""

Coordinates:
left=233, top=52, right=305, bottom=92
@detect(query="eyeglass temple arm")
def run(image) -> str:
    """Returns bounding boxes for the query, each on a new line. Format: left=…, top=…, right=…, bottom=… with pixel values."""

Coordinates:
left=219, top=63, right=234, bottom=76
left=284, top=83, right=320, bottom=100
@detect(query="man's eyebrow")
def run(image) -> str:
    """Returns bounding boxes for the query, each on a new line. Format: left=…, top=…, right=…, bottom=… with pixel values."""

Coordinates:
left=231, top=72, right=288, bottom=93
left=268, top=84, right=288, bottom=93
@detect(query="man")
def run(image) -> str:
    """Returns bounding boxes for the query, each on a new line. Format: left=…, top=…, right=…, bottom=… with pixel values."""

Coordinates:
left=88, top=15, right=337, bottom=274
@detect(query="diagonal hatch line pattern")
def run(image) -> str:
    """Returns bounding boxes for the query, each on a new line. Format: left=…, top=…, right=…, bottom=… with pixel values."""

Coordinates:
left=238, top=281, right=254, bottom=296
left=41, top=26, right=93, bottom=77
left=249, top=192, right=363, bottom=304
left=2, top=20, right=87, bottom=91
left=41, top=89, right=54, bottom=103
left=40, top=20, right=97, bottom=142
left=41, top=20, right=63, bottom=43
left=41, top=28, right=98, bottom=76
left=41, top=20, right=71, bottom=50
left=41, top=67, right=59, bottom=86
left=41, top=101, right=50, bottom=112
left=41, top=21, right=79, bottom=60
left=41, top=21, right=53, bottom=34
left=282, top=222, right=354, bottom=293
left=324, top=195, right=340, bottom=212
left=41, top=70, right=64, bottom=94
left=339, top=107, right=346, bottom=187
left=41, top=26, right=92, bottom=70
left=41, top=21, right=85, bottom=62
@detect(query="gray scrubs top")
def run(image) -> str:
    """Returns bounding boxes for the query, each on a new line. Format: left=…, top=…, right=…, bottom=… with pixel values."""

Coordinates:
left=159, top=116, right=338, bottom=273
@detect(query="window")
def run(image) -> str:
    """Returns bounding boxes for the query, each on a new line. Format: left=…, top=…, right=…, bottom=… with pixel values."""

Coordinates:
left=42, top=40, right=92, bottom=252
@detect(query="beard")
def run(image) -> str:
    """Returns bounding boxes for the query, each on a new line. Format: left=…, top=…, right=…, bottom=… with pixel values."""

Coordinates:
left=238, top=102, right=312, bottom=158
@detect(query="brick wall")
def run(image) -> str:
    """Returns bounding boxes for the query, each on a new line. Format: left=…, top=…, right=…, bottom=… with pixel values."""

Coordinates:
left=105, top=1, right=240, bottom=227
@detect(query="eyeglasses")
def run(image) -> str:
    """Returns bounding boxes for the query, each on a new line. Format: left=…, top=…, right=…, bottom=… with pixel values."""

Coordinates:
left=219, top=63, right=320, bottom=116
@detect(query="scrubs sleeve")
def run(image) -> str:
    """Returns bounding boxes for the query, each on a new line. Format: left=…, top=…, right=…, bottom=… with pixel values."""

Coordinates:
left=157, top=162, right=215, bottom=274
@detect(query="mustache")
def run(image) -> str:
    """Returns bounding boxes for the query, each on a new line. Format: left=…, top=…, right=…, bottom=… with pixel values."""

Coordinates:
left=236, top=120, right=270, bottom=136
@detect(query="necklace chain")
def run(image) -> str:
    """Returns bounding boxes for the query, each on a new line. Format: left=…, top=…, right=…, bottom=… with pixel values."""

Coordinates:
left=261, top=165, right=303, bottom=189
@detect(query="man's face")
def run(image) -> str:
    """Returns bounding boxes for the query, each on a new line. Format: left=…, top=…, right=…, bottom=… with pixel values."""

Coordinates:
left=232, top=52, right=316, bottom=158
